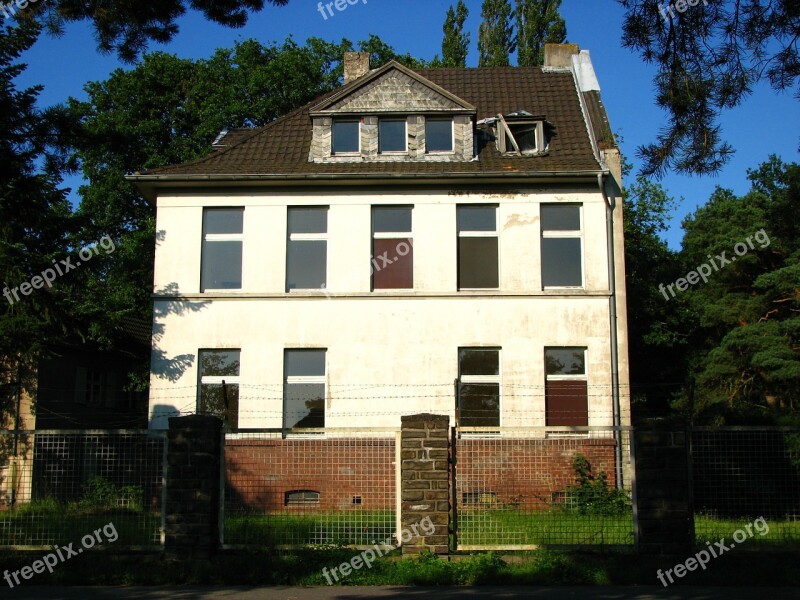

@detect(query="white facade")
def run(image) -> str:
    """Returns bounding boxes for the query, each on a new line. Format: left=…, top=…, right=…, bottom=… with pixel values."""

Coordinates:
left=148, top=187, right=630, bottom=430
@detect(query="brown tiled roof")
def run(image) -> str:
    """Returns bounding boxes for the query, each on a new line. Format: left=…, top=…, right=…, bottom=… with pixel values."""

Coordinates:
left=141, top=66, right=603, bottom=179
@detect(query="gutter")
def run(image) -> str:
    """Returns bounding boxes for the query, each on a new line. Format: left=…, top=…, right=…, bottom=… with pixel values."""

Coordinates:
left=598, top=172, right=624, bottom=489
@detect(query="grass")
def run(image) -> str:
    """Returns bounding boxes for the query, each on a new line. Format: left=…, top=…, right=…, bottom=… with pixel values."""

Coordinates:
left=694, top=514, right=800, bottom=547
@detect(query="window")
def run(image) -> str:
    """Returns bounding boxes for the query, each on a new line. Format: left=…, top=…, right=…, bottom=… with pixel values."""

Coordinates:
left=458, top=348, right=500, bottom=428
left=499, top=117, right=544, bottom=155
left=541, top=204, right=583, bottom=288
left=285, top=490, right=320, bottom=506
left=426, top=118, right=453, bottom=152
left=198, top=350, right=240, bottom=430
left=201, top=208, right=243, bottom=291
left=379, top=119, right=407, bottom=153
left=545, top=347, right=588, bottom=426
left=457, top=205, right=499, bottom=289
left=286, top=207, right=328, bottom=291
left=332, top=120, right=360, bottom=154
left=284, top=349, right=326, bottom=430
left=372, top=206, right=413, bottom=289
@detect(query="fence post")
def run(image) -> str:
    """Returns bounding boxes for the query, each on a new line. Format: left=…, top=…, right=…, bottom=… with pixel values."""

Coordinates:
left=164, top=415, right=223, bottom=559
left=400, top=413, right=450, bottom=555
left=633, top=420, right=694, bottom=556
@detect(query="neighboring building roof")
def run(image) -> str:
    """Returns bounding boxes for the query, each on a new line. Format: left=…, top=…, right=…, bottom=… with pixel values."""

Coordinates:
left=133, top=63, right=609, bottom=188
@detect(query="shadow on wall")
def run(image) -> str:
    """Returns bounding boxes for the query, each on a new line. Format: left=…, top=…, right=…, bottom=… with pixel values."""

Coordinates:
left=149, top=282, right=210, bottom=427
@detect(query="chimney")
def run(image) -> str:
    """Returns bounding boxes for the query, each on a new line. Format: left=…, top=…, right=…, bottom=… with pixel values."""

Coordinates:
left=543, top=43, right=580, bottom=68
left=344, top=52, right=370, bottom=84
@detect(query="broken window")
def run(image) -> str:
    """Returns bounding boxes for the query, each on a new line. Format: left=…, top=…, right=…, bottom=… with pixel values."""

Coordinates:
left=496, top=112, right=549, bottom=155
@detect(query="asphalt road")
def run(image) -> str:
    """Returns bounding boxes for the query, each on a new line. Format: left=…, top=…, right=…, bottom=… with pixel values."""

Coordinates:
left=4, top=587, right=798, bottom=600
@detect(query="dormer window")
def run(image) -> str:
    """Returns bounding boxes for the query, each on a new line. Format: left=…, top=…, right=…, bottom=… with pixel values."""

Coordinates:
left=425, top=118, right=454, bottom=153
left=332, top=120, right=360, bottom=154
left=378, top=119, right=407, bottom=153
left=496, top=113, right=549, bottom=156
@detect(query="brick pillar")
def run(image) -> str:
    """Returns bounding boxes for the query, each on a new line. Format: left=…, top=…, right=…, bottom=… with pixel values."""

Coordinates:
left=634, top=423, right=694, bottom=555
left=165, top=415, right=223, bottom=559
left=400, top=413, right=450, bottom=555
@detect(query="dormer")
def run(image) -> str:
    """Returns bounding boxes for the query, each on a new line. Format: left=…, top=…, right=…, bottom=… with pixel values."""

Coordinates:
left=308, top=54, right=476, bottom=163
left=478, top=111, right=555, bottom=157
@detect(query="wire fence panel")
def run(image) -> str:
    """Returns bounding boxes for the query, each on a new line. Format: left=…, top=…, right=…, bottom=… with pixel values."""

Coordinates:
left=0, top=430, right=166, bottom=549
left=455, top=427, right=634, bottom=550
left=224, top=429, right=398, bottom=548
left=691, top=427, right=800, bottom=547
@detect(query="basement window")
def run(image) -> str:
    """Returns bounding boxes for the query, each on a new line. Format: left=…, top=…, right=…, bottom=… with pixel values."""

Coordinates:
left=285, top=490, right=320, bottom=506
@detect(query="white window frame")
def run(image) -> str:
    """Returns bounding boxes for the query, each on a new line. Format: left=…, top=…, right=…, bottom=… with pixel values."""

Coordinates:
left=287, top=207, right=328, bottom=293
left=424, top=117, right=455, bottom=154
left=458, top=347, right=502, bottom=433
left=372, top=206, right=414, bottom=291
left=378, top=118, right=408, bottom=154
left=544, top=346, right=589, bottom=436
left=283, top=349, right=327, bottom=434
left=498, top=118, right=545, bottom=155
left=332, top=119, right=361, bottom=155
left=457, top=205, right=500, bottom=291
left=541, top=204, right=585, bottom=290
left=201, top=208, right=244, bottom=292
left=197, top=349, right=241, bottom=427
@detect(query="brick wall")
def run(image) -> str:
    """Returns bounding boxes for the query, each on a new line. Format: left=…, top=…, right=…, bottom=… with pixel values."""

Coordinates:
left=225, top=437, right=395, bottom=513
left=456, top=437, right=618, bottom=510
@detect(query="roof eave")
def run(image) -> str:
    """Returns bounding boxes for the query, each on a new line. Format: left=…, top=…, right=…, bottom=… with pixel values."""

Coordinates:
left=127, top=170, right=608, bottom=203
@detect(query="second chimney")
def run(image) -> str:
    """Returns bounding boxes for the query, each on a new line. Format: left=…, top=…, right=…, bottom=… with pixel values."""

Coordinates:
left=344, top=52, right=370, bottom=84
left=543, top=43, right=580, bottom=68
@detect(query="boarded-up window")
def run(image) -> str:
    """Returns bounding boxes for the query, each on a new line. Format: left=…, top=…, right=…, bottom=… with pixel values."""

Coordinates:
left=545, top=347, right=588, bottom=426
left=458, top=205, right=499, bottom=289
left=372, top=206, right=413, bottom=289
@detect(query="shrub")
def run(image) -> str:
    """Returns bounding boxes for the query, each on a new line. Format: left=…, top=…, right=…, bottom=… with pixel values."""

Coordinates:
left=563, top=454, right=630, bottom=516
left=79, top=476, right=143, bottom=512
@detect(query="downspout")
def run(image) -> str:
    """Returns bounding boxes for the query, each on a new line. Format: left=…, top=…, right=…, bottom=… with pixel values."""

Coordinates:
left=598, top=172, right=624, bottom=489
left=11, top=358, right=21, bottom=507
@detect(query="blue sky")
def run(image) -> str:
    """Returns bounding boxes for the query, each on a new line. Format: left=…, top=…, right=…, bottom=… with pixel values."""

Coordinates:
left=13, top=0, right=800, bottom=249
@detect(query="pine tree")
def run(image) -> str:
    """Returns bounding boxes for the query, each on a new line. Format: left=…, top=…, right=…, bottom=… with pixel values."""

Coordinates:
left=515, top=0, right=567, bottom=67
left=442, top=1, right=470, bottom=68
left=478, top=0, right=515, bottom=67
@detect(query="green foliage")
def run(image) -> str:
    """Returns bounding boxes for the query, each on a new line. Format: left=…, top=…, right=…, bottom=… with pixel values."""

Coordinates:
left=564, top=454, right=630, bottom=516
left=619, top=1, right=799, bottom=176
left=442, top=1, right=471, bottom=67
left=674, top=157, right=800, bottom=423
left=478, top=0, right=515, bottom=66
left=515, top=0, right=567, bottom=66
left=79, top=476, right=143, bottom=512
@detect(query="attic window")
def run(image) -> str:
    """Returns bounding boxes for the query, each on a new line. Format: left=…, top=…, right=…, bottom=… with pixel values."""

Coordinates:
left=497, top=113, right=547, bottom=155
left=332, top=120, right=360, bottom=154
